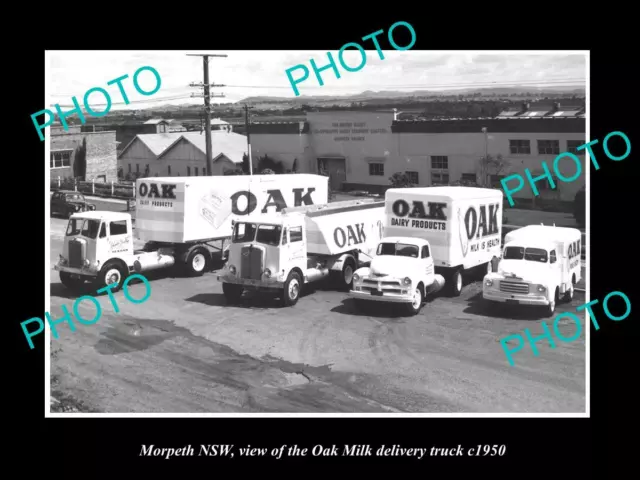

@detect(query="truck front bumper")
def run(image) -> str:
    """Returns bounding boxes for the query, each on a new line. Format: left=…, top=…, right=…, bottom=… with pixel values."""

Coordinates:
left=482, top=289, right=550, bottom=306
left=53, top=262, right=99, bottom=278
left=348, top=288, right=414, bottom=304
left=217, top=274, right=284, bottom=290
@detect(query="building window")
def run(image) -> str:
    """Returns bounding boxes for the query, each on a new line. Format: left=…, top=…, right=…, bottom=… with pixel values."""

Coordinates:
left=136, top=164, right=140, bottom=173
left=369, top=163, right=384, bottom=176
left=567, top=140, right=584, bottom=155
left=128, top=164, right=132, bottom=173
left=406, top=171, right=419, bottom=184
left=538, top=140, right=560, bottom=155
left=431, top=172, right=449, bottom=185
left=509, top=140, right=531, bottom=155
left=489, top=174, right=506, bottom=188
left=430, top=156, right=448, bottom=169
left=50, top=150, right=72, bottom=169
left=168, top=165, right=172, bottom=176
left=461, top=173, right=477, bottom=183
left=187, top=166, right=191, bottom=176
left=195, top=167, right=199, bottom=176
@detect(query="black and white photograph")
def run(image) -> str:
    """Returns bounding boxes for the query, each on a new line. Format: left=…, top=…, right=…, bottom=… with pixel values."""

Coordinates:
left=44, top=49, right=589, bottom=416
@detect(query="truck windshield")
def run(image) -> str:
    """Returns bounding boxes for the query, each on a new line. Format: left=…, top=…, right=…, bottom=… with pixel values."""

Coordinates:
left=66, top=218, right=100, bottom=239
left=377, top=242, right=419, bottom=258
left=256, top=224, right=282, bottom=246
left=503, top=246, right=548, bottom=263
left=232, top=222, right=257, bottom=243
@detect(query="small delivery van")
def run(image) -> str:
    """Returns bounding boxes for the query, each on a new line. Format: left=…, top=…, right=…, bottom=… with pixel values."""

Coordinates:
left=385, top=186, right=503, bottom=296
left=482, top=225, right=582, bottom=316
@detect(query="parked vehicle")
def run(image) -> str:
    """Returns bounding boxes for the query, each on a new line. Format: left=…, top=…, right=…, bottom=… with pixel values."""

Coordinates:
left=54, top=174, right=328, bottom=291
left=573, top=185, right=586, bottom=227
left=218, top=198, right=385, bottom=306
left=384, top=186, right=503, bottom=296
left=482, top=225, right=582, bottom=316
left=50, top=190, right=96, bottom=218
left=349, top=237, right=445, bottom=315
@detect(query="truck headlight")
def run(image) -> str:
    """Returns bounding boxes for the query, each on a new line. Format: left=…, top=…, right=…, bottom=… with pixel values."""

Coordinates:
left=229, top=265, right=236, bottom=275
left=485, top=279, right=493, bottom=287
left=58, top=254, right=67, bottom=266
left=403, top=277, right=411, bottom=286
left=264, top=268, right=272, bottom=278
left=353, top=273, right=360, bottom=282
left=537, top=285, right=546, bottom=292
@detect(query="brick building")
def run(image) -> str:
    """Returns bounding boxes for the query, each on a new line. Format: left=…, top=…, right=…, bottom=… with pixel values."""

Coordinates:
left=50, top=130, right=118, bottom=182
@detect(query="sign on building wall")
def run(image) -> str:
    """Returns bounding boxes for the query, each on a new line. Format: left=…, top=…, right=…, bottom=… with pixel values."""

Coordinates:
left=312, top=122, right=389, bottom=142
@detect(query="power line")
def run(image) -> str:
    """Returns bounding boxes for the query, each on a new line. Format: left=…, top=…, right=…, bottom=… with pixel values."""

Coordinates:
left=50, top=93, right=193, bottom=108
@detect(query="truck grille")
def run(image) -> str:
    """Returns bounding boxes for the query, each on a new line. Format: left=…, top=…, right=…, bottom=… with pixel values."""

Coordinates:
left=361, top=279, right=403, bottom=294
left=68, top=239, right=85, bottom=268
left=499, top=281, right=529, bottom=294
left=240, top=245, right=263, bottom=280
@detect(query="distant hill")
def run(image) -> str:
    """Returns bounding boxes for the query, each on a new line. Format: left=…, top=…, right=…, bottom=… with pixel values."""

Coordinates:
left=238, top=86, right=585, bottom=104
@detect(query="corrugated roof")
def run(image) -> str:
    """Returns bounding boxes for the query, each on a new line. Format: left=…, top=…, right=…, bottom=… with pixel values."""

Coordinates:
left=144, top=118, right=169, bottom=125
left=160, top=131, right=248, bottom=164
left=130, top=132, right=186, bottom=156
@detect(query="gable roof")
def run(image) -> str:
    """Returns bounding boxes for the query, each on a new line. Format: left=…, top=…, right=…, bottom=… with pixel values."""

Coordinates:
left=117, top=132, right=186, bottom=159
left=144, top=118, right=169, bottom=125
left=158, top=131, right=248, bottom=164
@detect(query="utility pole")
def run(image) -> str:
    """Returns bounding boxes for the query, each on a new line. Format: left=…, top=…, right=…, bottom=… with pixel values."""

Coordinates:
left=187, top=53, right=227, bottom=176
left=243, top=104, right=254, bottom=175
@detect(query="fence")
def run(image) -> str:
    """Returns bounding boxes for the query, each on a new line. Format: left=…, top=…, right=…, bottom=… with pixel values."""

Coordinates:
left=50, top=177, right=135, bottom=199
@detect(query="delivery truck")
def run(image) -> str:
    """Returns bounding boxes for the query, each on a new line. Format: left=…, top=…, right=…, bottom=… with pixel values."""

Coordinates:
left=217, top=198, right=385, bottom=307
left=482, top=224, right=582, bottom=316
left=384, top=186, right=503, bottom=296
left=54, top=174, right=328, bottom=292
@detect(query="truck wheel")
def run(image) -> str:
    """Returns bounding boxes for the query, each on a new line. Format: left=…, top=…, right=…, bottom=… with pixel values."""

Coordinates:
left=563, top=284, right=574, bottom=303
left=545, top=288, right=559, bottom=317
left=407, top=285, right=424, bottom=316
left=185, top=248, right=209, bottom=277
left=338, top=258, right=356, bottom=291
left=59, top=271, right=85, bottom=291
left=281, top=272, right=302, bottom=307
left=222, top=282, right=243, bottom=304
left=447, top=270, right=463, bottom=297
left=96, top=262, right=127, bottom=293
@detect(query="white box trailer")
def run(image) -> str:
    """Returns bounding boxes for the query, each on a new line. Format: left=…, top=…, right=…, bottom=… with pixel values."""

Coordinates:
left=54, top=174, right=329, bottom=293
left=135, top=174, right=329, bottom=243
left=218, top=198, right=385, bottom=306
left=483, top=224, right=582, bottom=316
left=384, top=186, right=503, bottom=296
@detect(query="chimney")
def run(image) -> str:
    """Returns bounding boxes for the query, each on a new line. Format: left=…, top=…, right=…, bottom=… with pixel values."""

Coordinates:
left=553, top=102, right=561, bottom=111
left=522, top=102, right=530, bottom=112
left=393, top=108, right=398, bottom=121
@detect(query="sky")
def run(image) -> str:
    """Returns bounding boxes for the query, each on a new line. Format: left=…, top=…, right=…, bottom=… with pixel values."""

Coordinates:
left=48, top=51, right=587, bottom=111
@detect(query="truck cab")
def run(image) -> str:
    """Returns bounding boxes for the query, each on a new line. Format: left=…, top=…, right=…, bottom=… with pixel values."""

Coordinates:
left=349, top=236, right=445, bottom=315
left=482, top=225, right=582, bottom=316
left=54, top=211, right=135, bottom=291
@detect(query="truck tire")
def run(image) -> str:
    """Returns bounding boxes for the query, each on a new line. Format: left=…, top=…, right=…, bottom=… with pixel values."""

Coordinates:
left=563, top=283, right=574, bottom=303
left=96, top=262, right=128, bottom=293
left=407, top=284, right=424, bottom=316
left=335, top=258, right=356, bottom=291
left=185, top=247, right=209, bottom=277
left=222, top=282, right=243, bottom=304
left=447, top=269, right=463, bottom=297
left=59, top=271, right=85, bottom=291
left=281, top=271, right=302, bottom=307
left=545, top=288, right=559, bottom=317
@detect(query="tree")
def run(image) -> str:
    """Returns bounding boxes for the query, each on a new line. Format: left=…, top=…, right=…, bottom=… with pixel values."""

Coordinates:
left=478, top=154, right=509, bottom=187
left=292, top=158, right=298, bottom=173
left=241, top=153, right=250, bottom=174
left=257, top=155, right=284, bottom=174
left=389, top=171, right=418, bottom=188
left=73, top=137, right=87, bottom=180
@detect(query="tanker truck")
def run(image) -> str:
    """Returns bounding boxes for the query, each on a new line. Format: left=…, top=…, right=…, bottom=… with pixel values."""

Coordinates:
left=217, top=198, right=385, bottom=307
left=54, top=174, right=328, bottom=293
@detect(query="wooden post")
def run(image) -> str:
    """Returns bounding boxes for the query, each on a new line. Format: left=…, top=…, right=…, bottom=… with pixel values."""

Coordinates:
left=111, top=181, right=114, bottom=196
left=74, top=178, right=77, bottom=192
left=58, top=176, right=61, bottom=187
left=92, top=179, right=95, bottom=194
